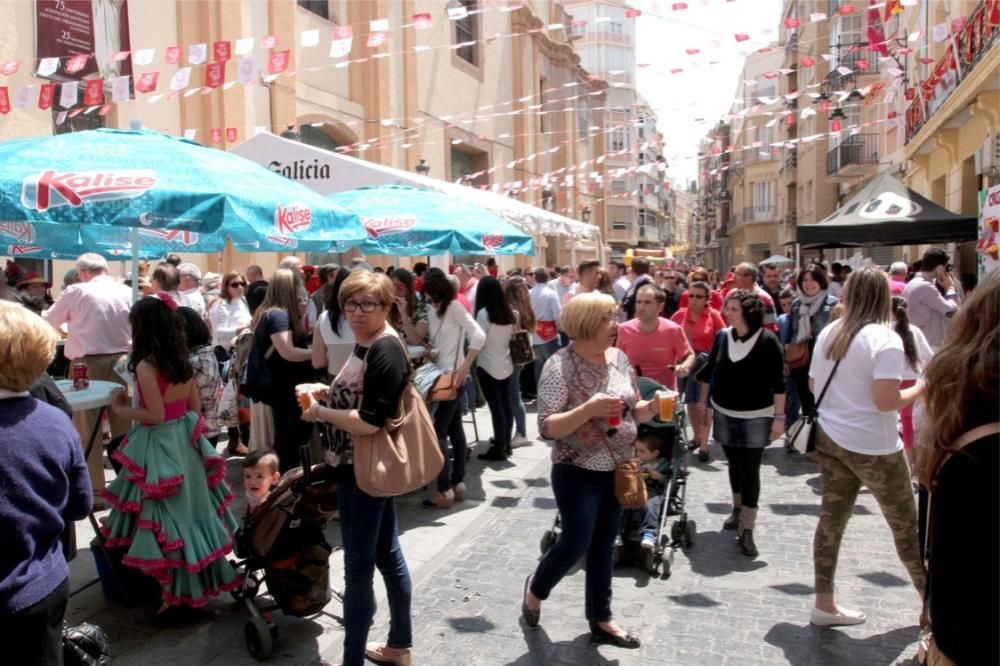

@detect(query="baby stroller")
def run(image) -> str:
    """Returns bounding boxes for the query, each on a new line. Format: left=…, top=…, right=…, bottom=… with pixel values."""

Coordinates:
left=232, top=446, right=340, bottom=660
left=539, top=377, right=697, bottom=579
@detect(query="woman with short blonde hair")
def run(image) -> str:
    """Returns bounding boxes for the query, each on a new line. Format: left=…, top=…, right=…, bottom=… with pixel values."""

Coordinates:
left=0, top=302, right=91, bottom=665
left=521, top=292, right=654, bottom=648
left=339, top=270, right=395, bottom=312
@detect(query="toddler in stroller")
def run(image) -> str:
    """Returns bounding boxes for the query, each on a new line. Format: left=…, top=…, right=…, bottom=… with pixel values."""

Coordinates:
left=631, top=433, right=672, bottom=550
left=232, top=447, right=339, bottom=660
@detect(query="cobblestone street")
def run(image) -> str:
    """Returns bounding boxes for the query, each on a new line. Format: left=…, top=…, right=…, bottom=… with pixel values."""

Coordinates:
left=66, top=407, right=923, bottom=665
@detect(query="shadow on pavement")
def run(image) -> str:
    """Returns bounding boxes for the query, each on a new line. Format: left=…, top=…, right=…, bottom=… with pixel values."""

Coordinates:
left=512, top=623, right=622, bottom=665
left=684, top=530, right=768, bottom=577
left=764, top=621, right=919, bottom=666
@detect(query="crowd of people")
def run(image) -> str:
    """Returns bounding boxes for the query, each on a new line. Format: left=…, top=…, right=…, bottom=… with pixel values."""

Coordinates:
left=0, top=247, right=995, bottom=665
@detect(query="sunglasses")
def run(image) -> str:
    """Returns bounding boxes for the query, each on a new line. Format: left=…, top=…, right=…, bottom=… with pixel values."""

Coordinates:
left=229, top=282, right=246, bottom=288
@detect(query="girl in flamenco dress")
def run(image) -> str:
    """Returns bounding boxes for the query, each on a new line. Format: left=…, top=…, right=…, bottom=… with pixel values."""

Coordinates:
left=101, top=295, right=238, bottom=612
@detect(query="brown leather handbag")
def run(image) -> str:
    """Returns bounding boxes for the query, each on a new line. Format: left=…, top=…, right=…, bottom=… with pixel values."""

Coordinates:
left=600, top=433, right=648, bottom=509
left=352, top=337, right=445, bottom=497
left=783, top=341, right=810, bottom=369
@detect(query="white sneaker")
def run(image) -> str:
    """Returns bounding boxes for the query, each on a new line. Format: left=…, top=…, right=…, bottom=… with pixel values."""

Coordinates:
left=809, top=606, right=866, bottom=626
left=640, top=534, right=655, bottom=550
left=511, top=434, right=531, bottom=447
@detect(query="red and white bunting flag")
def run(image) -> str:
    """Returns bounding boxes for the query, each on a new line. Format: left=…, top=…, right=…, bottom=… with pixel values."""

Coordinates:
left=37, top=57, right=59, bottom=77
left=214, top=40, right=232, bottom=62
left=800, top=56, right=816, bottom=67
left=867, top=1, right=890, bottom=57
left=111, top=50, right=130, bottom=62
left=367, top=31, right=388, bottom=48
left=59, top=81, right=78, bottom=108
left=111, top=75, right=130, bottom=102
left=204, top=62, right=225, bottom=88
left=260, top=35, right=279, bottom=49
left=734, top=33, right=751, bottom=42
left=135, top=71, right=159, bottom=93
left=413, top=13, right=432, bottom=30
left=626, top=8, right=642, bottom=18
left=98, top=103, right=111, bottom=116
left=0, top=87, right=10, bottom=115
left=133, top=48, right=155, bottom=66
left=301, top=29, right=319, bottom=47
left=447, top=4, right=468, bottom=20
left=1, top=60, right=20, bottom=76
left=12, top=85, right=30, bottom=109
left=188, top=43, right=207, bottom=65
left=809, top=12, right=827, bottom=22
left=235, top=37, right=255, bottom=56
left=210, top=128, right=222, bottom=144
left=165, top=46, right=181, bottom=65
left=784, top=17, right=800, bottom=29
left=685, top=48, right=700, bottom=55
left=837, top=4, right=856, bottom=15
left=65, top=54, right=89, bottom=74
left=226, top=127, right=238, bottom=142
left=237, top=57, right=258, bottom=85
left=38, top=83, right=55, bottom=110
left=169, top=67, right=191, bottom=91
left=672, top=2, right=688, bottom=10
left=331, top=25, right=353, bottom=57
left=267, top=50, right=290, bottom=74
left=83, top=79, right=103, bottom=105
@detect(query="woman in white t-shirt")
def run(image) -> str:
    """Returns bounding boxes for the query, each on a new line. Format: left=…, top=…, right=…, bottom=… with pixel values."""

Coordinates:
left=311, top=268, right=356, bottom=379
left=890, top=297, right=934, bottom=470
left=807, top=268, right=925, bottom=628
left=473, top=276, right=516, bottom=462
left=421, top=268, right=485, bottom=509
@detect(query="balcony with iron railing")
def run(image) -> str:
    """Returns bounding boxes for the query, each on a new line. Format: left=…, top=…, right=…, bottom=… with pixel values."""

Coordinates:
left=827, top=133, right=879, bottom=175
left=780, top=146, right=797, bottom=174
left=743, top=206, right=776, bottom=223
left=906, top=0, right=999, bottom=143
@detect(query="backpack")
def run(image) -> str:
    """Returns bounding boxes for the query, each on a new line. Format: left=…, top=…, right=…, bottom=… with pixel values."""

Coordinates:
left=235, top=325, right=274, bottom=395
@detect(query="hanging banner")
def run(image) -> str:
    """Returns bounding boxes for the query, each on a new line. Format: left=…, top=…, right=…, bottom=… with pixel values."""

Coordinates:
left=135, top=71, right=158, bottom=93
left=59, top=80, right=78, bottom=108
left=213, top=40, right=232, bottom=62
left=83, top=78, right=103, bottom=105
left=204, top=61, right=225, bottom=88
left=0, top=87, right=10, bottom=115
left=978, top=185, right=1000, bottom=280
left=35, top=0, right=132, bottom=82
left=268, top=49, right=290, bottom=74
left=38, top=82, right=56, bottom=109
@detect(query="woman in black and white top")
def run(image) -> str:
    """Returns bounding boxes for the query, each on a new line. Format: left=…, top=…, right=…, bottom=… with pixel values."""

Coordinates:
left=421, top=268, right=485, bottom=509
left=473, top=276, right=516, bottom=462
left=697, top=290, right=785, bottom=557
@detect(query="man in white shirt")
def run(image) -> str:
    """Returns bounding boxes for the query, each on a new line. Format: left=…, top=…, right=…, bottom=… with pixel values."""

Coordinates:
left=178, top=263, right=206, bottom=318
left=529, top=268, right=562, bottom=384
left=149, top=262, right=190, bottom=309
left=902, top=248, right=959, bottom=350
left=609, top=261, right=630, bottom=302
left=563, top=260, right=601, bottom=305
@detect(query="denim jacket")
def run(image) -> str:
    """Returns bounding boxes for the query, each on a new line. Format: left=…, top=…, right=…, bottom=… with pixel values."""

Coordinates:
left=782, top=295, right=839, bottom=345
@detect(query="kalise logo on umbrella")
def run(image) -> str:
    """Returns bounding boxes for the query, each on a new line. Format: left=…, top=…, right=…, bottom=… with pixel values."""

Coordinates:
left=21, top=170, right=158, bottom=212
left=275, top=203, right=312, bottom=234
left=6, top=244, right=42, bottom=256
left=482, top=233, right=505, bottom=252
left=0, top=222, right=36, bottom=243
left=364, top=216, right=416, bottom=238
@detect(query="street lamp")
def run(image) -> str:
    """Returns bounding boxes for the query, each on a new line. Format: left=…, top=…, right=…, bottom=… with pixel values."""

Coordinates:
left=414, top=159, right=430, bottom=176
left=581, top=206, right=591, bottom=223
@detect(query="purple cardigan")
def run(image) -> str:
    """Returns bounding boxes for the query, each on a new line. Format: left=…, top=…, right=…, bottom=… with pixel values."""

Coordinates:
left=0, top=396, right=92, bottom=614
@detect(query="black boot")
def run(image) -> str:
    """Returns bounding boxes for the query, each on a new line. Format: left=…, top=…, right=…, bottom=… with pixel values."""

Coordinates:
left=723, top=494, right=741, bottom=530
left=477, top=446, right=508, bottom=461
left=737, top=507, right=758, bottom=556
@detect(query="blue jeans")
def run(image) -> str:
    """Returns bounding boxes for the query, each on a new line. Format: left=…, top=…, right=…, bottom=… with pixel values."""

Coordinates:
left=532, top=339, right=561, bottom=387
left=641, top=494, right=664, bottom=536
left=433, top=397, right=467, bottom=492
left=784, top=371, right=800, bottom=431
left=508, top=368, right=526, bottom=438
left=336, top=466, right=412, bottom=666
left=530, top=463, right=621, bottom=622
left=477, top=368, right=512, bottom=447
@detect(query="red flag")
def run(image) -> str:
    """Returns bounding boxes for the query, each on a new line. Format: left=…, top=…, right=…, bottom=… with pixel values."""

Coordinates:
left=671, top=2, right=687, bottom=10
left=0, top=60, right=19, bottom=75
left=213, top=40, right=232, bottom=62
left=800, top=56, right=816, bottom=67
left=413, top=12, right=432, bottom=29
left=65, top=54, right=89, bottom=74
left=84, top=79, right=104, bottom=105
left=268, top=50, right=290, bottom=74
left=210, top=128, right=222, bottom=144
left=784, top=17, right=800, bottom=29
left=204, top=62, right=225, bottom=88
left=884, top=0, right=903, bottom=21
left=887, top=110, right=898, bottom=119
left=0, top=87, right=10, bottom=115
left=837, top=5, right=856, bottom=15
left=38, top=83, right=55, bottom=110
left=734, top=33, right=750, bottom=42
left=855, top=58, right=870, bottom=70
left=625, top=8, right=641, bottom=18
left=867, top=1, right=890, bottom=57
left=226, top=127, right=238, bottom=142
left=135, top=71, right=159, bottom=93
left=165, top=46, right=181, bottom=65
left=990, top=0, right=1000, bottom=27
left=110, top=50, right=130, bottom=62
left=685, top=48, right=700, bottom=55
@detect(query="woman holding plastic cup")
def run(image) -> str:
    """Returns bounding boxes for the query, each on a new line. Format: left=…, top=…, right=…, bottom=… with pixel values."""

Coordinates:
left=695, top=290, right=785, bottom=557
left=521, top=293, right=655, bottom=648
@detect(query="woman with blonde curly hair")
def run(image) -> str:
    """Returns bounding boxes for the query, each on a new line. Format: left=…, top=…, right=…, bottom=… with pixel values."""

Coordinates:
left=916, top=270, right=998, bottom=664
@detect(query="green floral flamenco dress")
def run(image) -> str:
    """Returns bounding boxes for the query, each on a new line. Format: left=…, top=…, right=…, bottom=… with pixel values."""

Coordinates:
left=101, top=374, right=239, bottom=607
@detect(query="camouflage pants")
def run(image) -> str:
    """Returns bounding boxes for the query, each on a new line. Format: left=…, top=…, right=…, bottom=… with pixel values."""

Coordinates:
left=813, top=426, right=925, bottom=595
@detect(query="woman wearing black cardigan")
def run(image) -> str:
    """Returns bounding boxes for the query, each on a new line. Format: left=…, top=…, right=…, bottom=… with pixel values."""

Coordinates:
left=697, top=290, right=785, bottom=557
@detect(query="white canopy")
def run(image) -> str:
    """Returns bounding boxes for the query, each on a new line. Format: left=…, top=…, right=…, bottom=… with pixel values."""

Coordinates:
left=230, top=132, right=602, bottom=243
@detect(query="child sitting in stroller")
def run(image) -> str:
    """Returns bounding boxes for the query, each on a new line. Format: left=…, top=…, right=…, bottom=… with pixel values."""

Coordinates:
left=241, top=449, right=281, bottom=514
left=634, top=433, right=672, bottom=550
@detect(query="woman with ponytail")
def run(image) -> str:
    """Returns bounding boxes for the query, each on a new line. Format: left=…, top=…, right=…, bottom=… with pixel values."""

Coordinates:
left=807, top=268, right=924, bottom=627
left=890, top=297, right=933, bottom=471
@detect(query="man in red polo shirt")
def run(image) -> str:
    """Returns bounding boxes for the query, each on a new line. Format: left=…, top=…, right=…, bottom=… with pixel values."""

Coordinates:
left=616, top=283, right=694, bottom=390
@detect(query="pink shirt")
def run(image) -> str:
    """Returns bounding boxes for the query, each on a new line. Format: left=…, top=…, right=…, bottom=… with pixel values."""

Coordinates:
left=44, top=274, right=132, bottom=359
left=890, top=278, right=906, bottom=296
left=615, top=317, right=692, bottom=390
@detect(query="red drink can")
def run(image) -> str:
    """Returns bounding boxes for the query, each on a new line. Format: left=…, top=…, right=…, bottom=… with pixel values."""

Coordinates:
left=71, top=360, right=90, bottom=390
left=607, top=402, right=622, bottom=428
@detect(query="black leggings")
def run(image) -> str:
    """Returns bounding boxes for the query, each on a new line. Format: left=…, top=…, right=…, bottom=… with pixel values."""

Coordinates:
left=722, top=446, right=764, bottom=508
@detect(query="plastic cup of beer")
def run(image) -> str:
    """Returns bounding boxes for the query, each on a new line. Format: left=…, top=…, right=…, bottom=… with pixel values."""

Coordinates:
left=296, top=387, right=314, bottom=413
left=658, top=390, right=677, bottom=422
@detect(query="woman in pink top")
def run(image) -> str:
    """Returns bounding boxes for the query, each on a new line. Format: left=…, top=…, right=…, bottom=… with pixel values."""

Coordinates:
left=672, top=281, right=726, bottom=461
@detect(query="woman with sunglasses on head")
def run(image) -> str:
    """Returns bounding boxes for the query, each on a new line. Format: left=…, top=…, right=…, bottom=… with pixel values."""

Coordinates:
left=671, top=280, right=726, bottom=462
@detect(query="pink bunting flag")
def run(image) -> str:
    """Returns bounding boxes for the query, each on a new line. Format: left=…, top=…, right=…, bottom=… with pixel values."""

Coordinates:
left=626, top=8, right=642, bottom=18
left=65, top=54, right=89, bottom=74
left=260, top=35, right=279, bottom=49
left=135, top=71, right=159, bottom=93
left=1, top=60, right=20, bottom=76
left=413, top=12, right=432, bottom=29
left=226, top=127, right=238, bottom=142
left=83, top=79, right=103, bottom=106
left=734, top=34, right=751, bottom=42
left=0, top=87, right=10, bottom=115
left=204, top=62, right=225, bottom=88
left=210, top=128, right=222, bottom=144
left=267, top=50, right=290, bottom=74
left=672, top=2, right=688, bottom=10
left=214, top=40, right=232, bottom=62
left=38, top=83, right=55, bottom=110
left=784, top=17, right=800, bottom=28
left=165, top=46, right=181, bottom=65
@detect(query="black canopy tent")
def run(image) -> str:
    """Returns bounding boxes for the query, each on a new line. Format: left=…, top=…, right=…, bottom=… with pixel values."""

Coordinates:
left=797, top=172, right=978, bottom=248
